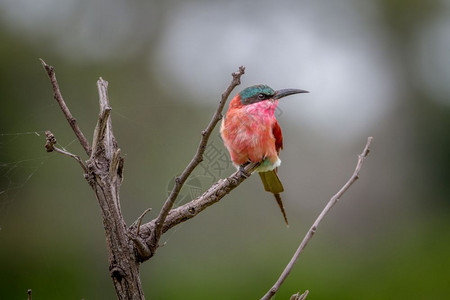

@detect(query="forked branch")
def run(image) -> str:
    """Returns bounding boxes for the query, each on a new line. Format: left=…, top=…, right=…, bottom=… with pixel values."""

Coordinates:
left=42, top=61, right=142, bottom=299
left=40, top=59, right=91, bottom=156
left=148, top=66, right=245, bottom=250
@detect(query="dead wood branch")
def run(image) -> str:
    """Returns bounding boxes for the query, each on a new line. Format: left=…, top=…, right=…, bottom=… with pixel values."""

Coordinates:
left=40, top=59, right=91, bottom=156
left=139, top=162, right=259, bottom=243
left=146, top=66, right=245, bottom=254
left=42, top=62, right=142, bottom=299
left=290, top=290, right=309, bottom=300
left=42, top=61, right=250, bottom=299
left=44, top=130, right=87, bottom=173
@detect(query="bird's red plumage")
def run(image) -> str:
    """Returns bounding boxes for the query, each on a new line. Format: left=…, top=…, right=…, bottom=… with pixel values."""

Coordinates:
left=221, top=94, right=282, bottom=167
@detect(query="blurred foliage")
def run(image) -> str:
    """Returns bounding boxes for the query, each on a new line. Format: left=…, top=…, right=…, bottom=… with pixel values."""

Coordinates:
left=1, top=0, right=450, bottom=299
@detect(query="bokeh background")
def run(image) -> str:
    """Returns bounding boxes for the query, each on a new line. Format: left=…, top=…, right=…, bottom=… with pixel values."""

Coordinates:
left=1, top=0, right=450, bottom=299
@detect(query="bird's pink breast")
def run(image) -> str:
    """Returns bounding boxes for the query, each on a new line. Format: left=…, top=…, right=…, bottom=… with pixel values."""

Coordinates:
left=221, top=100, right=279, bottom=166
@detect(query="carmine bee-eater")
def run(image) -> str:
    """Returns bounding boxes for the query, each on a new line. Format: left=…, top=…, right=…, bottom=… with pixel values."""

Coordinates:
left=220, top=84, right=308, bottom=225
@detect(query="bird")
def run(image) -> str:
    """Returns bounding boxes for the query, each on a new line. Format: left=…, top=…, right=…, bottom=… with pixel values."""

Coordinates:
left=220, top=84, right=308, bottom=225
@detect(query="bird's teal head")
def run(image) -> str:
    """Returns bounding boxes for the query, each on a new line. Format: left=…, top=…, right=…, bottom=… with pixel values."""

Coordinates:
left=239, top=84, right=309, bottom=105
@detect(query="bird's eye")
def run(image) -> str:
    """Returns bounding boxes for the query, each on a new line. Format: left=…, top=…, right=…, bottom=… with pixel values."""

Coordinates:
left=258, top=93, right=265, bottom=100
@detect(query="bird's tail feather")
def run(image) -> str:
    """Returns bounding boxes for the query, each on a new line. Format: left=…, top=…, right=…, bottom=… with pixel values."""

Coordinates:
left=259, top=170, right=288, bottom=225
left=259, top=170, right=284, bottom=193
left=274, top=193, right=289, bottom=226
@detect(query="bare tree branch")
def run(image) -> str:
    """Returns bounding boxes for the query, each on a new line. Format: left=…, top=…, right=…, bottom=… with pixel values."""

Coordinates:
left=299, top=290, right=309, bottom=300
left=148, top=66, right=245, bottom=251
left=42, top=63, right=143, bottom=299
left=128, top=208, right=153, bottom=260
left=290, top=290, right=309, bottom=300
left=139, top=162, right=259, bottom=243
left=91, top=78, right=113, bottom=160
left=44, top=130, right=88, bottom=173
left=41, top=62, right=251, bottom=299
left=261, top=136, right=373, bottom=300
left=135, top=208, right=152, bottom=236
left=41, top=61, right=252, bottom=298
left=40, top=59, right=91, bottom=156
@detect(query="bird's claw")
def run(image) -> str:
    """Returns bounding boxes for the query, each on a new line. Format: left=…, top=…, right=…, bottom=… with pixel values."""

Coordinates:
left=239, top=164, right=249, bottom=178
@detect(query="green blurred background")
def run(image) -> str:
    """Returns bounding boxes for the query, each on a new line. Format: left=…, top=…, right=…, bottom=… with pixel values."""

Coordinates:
left=1, top=0, right=450, bottom=299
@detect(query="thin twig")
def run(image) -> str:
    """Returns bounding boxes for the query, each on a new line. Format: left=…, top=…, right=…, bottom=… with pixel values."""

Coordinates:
left=299, top=290, right=309, bottom=300
left=40, top=59, right=91, bottom=156
left=290, top=290, right=309, bottom=300
left=261, top=137, right=373, bottom=300
left=136, top=208, right=152, bottom=236
left=149, top=66, right=245, bottom=248
left=45, top=130, right=87, bottom=173
left=128, top=208, right=152, bottom=260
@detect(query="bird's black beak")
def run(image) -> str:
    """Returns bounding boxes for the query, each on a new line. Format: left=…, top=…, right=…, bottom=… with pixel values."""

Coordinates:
left=273, top=88, right=309, bottom=100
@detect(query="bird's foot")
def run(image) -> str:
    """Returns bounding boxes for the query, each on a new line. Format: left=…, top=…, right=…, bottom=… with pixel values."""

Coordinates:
left=238, top=162, right=251, bottom=178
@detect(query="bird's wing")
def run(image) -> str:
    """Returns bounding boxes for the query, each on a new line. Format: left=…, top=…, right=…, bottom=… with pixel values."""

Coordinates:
left=272, top=121, right=283, bottom=153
